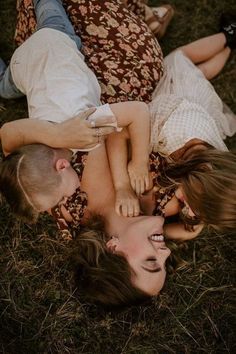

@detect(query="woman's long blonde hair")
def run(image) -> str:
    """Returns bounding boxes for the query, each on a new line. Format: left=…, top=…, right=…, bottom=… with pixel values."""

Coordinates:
left=69, top=216, right=150, bottom=307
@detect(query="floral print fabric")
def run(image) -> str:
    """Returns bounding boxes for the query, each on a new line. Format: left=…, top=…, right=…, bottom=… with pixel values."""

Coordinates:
left=149, top=152, right=201, bottom=229
left=51, top=151, right=88, bottom=241
left=14, top=0, right=163, bottom=103
left=149, top=152, right=176, bottom=217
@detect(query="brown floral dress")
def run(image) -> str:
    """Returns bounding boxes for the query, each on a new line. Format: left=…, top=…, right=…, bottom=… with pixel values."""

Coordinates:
left=51, top=151, right=89, bottom=241
left=149, top=152, right=176, bottom=217
left=14, top=0, right=163, bottom=103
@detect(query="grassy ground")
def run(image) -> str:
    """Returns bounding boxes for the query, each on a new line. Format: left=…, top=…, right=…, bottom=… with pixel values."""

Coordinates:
left=0, top=1, right=236, bottom=353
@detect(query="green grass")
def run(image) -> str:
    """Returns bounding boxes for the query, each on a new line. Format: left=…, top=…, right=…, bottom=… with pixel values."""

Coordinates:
left=0, top=1, right=236, bottom=353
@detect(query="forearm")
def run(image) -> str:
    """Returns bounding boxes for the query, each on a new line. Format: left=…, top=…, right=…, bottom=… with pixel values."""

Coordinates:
left=0, top=119, right=57, bottom=155
left=164, top=222, right=204, bottom=241
left=0, top=108, right=116, bottom=155
left=128, top=108, right=150, bottom=164
left=106, top=130, right=140, bottom=217
left=109, top=101, right=150, bottom=163
left=106, top=130, right=130, bottom=190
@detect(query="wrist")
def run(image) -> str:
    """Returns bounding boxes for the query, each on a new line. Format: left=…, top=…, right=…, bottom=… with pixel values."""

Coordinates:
left=114, top=179, right=132, bottom=191
left=131, top=150, right=149, bottom=163
left=130, top=157, right=149, bottom=167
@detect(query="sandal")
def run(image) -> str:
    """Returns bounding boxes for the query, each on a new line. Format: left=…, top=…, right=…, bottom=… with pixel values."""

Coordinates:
left=145, top=4, right=175, bottom=39
left=220, top=12, right=236, bottom=49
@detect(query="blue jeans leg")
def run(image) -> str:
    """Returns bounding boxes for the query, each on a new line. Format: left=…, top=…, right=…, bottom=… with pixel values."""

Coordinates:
left=33, top=0, right=82, bottom=50
left=0, top=58, right=24, bottom=99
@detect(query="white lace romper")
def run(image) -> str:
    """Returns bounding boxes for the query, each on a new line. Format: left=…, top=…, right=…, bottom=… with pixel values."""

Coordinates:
left=148, top=49, right=236, bottom=155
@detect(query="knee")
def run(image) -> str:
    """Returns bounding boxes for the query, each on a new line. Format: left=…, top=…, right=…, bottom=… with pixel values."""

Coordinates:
left=177, top=45, right=189, bottom=57
left=197, top=63, right=209, bottom=79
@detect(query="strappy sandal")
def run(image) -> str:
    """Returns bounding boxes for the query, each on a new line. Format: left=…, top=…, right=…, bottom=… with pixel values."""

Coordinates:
left=145, top=4, right=175, bottom=39
left=220, top=12, right=236, bottom=49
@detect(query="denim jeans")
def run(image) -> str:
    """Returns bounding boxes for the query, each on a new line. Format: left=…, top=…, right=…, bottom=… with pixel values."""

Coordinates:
left=0, top=0, right=82, bottom=99
left=0, top=58, right=24, bottom=99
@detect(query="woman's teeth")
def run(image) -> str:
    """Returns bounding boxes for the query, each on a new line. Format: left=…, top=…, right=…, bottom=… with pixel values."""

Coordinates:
left=150, top=234, right=164, bottom=241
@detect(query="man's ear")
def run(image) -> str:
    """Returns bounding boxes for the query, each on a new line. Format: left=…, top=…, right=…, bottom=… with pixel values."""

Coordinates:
left=55, top=158, right=70, bottom=172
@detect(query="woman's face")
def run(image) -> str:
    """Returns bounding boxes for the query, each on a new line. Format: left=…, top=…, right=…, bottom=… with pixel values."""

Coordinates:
left=106, top=216, right=171, bottom=295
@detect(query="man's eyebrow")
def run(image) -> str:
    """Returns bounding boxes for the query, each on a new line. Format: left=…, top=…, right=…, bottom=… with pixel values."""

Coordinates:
left=141, top=266, right=161, bottom=273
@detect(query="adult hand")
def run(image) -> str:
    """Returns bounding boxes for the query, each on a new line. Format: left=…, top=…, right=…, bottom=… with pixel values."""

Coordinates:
left=54, top=108, right=117, bottom=150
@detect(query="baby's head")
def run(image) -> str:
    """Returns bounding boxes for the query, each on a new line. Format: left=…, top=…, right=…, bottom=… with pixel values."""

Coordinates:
left=162, top=149, right=236, bottom=232
left=0, top=144, right=79, bottom=222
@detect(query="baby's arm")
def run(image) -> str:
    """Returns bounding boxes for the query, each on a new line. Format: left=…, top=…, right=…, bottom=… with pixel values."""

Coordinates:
left=109, top=101, right=150, bottom=196
left=106, top=129, right=140, bottom=217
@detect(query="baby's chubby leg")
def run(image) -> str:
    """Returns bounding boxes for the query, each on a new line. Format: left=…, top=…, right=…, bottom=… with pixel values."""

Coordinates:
left=179, top=33, right=227, bottom=64
left=33, top=0, right=81, bottom=49
left=179, top=32, right=231, bottom=80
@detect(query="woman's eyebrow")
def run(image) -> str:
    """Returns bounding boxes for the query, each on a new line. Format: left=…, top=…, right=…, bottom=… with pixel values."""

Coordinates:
left=141, top=266, right=161, bottom=273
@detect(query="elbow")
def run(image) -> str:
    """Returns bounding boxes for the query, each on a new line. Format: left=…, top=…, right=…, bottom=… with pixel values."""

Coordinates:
left=134, top=102, right=150, bottom=121
left=136, top=101, right=149, bottom=113
left=140, top=101, right=149, bottom=117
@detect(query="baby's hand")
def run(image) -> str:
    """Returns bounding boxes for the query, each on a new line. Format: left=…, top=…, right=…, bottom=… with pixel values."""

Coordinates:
left=128, top=160, right=150, bottom=195
left=115, top=187, right=140, bottom=217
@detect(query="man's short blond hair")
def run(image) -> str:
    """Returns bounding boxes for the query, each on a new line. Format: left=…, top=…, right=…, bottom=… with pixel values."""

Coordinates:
left=0, top=144, right=62, bottom=222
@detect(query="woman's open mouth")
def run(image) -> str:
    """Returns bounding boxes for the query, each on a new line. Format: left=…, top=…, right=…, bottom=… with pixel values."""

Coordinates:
left=150, top=234, right=164, bottom=242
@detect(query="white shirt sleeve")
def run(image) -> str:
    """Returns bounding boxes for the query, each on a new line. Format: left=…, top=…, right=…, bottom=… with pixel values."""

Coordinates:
left=86, top=103, right=122, bottom=132
left=72, top=104, right=122, bottom=153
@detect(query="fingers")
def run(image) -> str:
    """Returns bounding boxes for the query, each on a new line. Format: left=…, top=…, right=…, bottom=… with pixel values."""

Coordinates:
left=86, top=120, right=117, bottom=135
left=84, top=106, right=116, bottom=128
left=115, top=198, right=140, bottom=217
left=87, top=117, right=116, bottom=129
left=78, top=125, right=116, bottom=149
left=130, top=176, right=136, bottom=193
left=132, top=199, right=140, bottom=217
left=144, top=174, right=150, bottom=191
left=80, top=107, right=97, bottom=120
left=135, top=179, right=143, bottom=196
left=91, top=115, right=116, bottom=127
left=80, top=129, right=115, bottom=150
left=115, top=201, right=126, bottom=217
left=130, top=175, right=149, bottom=196
left=140, top=174, right=150, bottom=194
left=128, top=162, right=150, bottom=195
left=91, top=127, right=116, bottom=137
